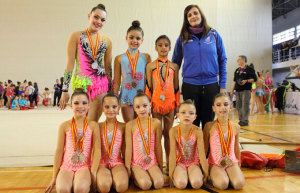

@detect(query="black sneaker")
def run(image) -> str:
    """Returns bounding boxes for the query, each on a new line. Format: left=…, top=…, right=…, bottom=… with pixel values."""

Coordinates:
left=239, top=121, right=248, bottom=126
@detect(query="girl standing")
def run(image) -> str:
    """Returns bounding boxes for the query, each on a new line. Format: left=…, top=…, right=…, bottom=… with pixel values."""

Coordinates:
left=125, top=91, right=164, bottom=190
left=204, top=93, right=245, bottom=190
left=97, top=94, right=128, bottom=193
left=113, top=20, right=151, bottom=122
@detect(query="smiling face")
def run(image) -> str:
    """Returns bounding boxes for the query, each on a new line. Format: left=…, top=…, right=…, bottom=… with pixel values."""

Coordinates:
left=102, top=96, right=120, bottom=119
left=126, top=30, right=143, bottom=50
left=133, top=96, right=151, bottom=118
left=155, top=38, right=171, bottom=58
left=177, top=104, right=197, bottom=125
left=71, top=94, right=89, bottom=117
left=212, top=96, right=232, bottom=119
left=88, top=9, right=106, bottom=32
left=187, top=7, right=202, bottom=27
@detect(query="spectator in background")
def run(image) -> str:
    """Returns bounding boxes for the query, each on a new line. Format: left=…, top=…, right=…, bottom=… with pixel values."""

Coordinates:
left=0, top=82, right=5, bottom=108
left=58, top=77, right=63, bottom=105
left=11, top=95, right=20, bottom=110
left=15, top=81, right=20, bottom=95
left=53, top=79, right=61, bottom=107
left=43, top=88, right=52, bottom=107
left=280, top=41, right=288, bottom=61
left=27, top=81, right=35, bottom=106
left=6, top=80, right=14, bottom=108
left=19, top=80, right=27, bottom=95
left=32, top=82, right=39, bottom=108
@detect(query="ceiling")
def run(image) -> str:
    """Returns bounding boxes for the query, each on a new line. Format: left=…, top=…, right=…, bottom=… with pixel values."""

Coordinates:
left=272, top=0, right=300, bottom=20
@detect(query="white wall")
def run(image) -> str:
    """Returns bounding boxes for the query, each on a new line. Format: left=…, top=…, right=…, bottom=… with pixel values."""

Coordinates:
left=273, top=6, right=300, bottom=35
left=0, top=0, right=272, bottom=91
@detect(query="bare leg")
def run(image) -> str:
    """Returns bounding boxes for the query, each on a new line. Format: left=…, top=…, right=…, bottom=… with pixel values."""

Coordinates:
left=73, top=168, right=91, bottom=193
left=210, top=165, right=229, bottom=190
left=87, top=94, right=104, bottom=122
left=187, top=164, right=203, bottom=189
left=250, top=92, right=255, bottom=115
left=226, top=164, right=245, bottom=190
left=172, top=165, right=188, bottom=189
left=132, top=166, right=152, bottom=190
left=56, top=169, right=73, bottom=193
left=111, top=164, right=129, bottom=193
left=148, top=165, right=164, bottom=189
left=96, top=166, right=112, bottom=193
left=121, top=105, right=136, bottom=123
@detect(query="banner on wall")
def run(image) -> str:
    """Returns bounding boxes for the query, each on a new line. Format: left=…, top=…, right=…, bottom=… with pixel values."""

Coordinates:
left=285, top=92, right=300, bottom=115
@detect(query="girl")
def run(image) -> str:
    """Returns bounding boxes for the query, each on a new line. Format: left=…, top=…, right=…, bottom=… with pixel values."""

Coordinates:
left=146, top=35, right=179, bottom=171
left=43, top=88, right=52, bottom=107
left=169, top=100, right=208, bottom=189
left=44, top=89, right=100, bottom=193
left=204, top=93, right=245, bottom=190
left=97, top=94, right=128, bottom=193
left=264, top=70, right=274, bottom=113
left=255, top=71, right=265, bottom=113
left=59, top=4, right=112, bottom=122
left=113, top=20, right=151, bottom=123
left=125, top=91, right=164, bottom=190
left=11, top=95, right=20, bottom=110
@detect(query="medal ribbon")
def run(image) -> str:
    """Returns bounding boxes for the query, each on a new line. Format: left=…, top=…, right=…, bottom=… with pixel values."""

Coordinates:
left=137, top=117, right=151, bottom=155
left=86, top=29, right=100, bottom=59
left=217, top=119, right=233, bottom=157
left=71, top=117, right=88, bottom=152
left=104, top=120, right=118, bottom=158
left=176, top=125, right=194, bottom=162
left=156, top=58, right=169, bottom=88
left=126, top=50, right=140, bottom=79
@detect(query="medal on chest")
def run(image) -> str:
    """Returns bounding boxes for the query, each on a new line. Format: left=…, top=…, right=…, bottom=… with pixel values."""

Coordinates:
left=137, top=117, right=152, bottom=164
left=176, top=125, right=194, bottom=163
left=156, top=58, right=170, bottom=101
left=126, top=50, right=140, bottom=87
left=86, top=29, right=100, bottom=70
left=217, top=119, right=233, bottom=168
left=104, top=120, right=118, bottom=159
left=71, top=117, right=88, bottom=163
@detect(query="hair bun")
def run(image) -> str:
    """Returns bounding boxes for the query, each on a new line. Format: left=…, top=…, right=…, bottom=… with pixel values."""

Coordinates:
left=97, top=4, right=106, bottom=11
left=132, top=20, right=140, bottom=28
left=74, top=88, right=85, bottom=93
left=136, top=89, right=144, bottom=95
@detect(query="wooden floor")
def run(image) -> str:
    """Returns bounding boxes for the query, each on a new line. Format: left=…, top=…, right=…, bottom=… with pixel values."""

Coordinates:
left=1, top=110, right=300, bottom=193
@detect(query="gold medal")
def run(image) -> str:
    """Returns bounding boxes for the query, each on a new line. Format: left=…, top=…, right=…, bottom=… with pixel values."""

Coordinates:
left=71, top=155, right=79, bottom=163
left=225, top=158, right=233, bottom=167
left=131, top=81, right=137, bottom=88
left=220, top=159, right=227, bottom=167
left=79, top=154, right=86, bottom=162
left=146, top=156, right=152, bottom=164
left=159, top=94, right=165, bottom=101
left=91, top=61, right=98, bottom=69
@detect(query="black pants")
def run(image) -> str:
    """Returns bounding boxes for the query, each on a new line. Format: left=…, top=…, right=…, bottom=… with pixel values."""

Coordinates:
left=182, top=82, right=219, bottom=129
left=53, top=91, right=60, bottom=106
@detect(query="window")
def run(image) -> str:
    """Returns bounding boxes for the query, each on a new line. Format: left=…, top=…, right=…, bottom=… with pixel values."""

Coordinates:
left=273, top=27, right=295, bottom=45
left=297, top=25, right=300, bottom=38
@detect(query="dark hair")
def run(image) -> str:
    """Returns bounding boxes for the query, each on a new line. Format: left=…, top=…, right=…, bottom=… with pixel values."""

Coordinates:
left=45, top=87, right=49, bottom=91
left=17, top=81, right=21, bottom=85
left=28, top=81, right=32, bottom=86
left=133, top=89, right=150, bottom=103
left=239, top=55, right=247, bottom=63
left=213, top=93, right=232, bottom=105
left=249, top=63, right=254, bottom=69
left=179, top=99, right=196, bottom=109
left=34, top=82, right=38, bottom=88
left=155, top=35, right=171, bottom=46
left=265, top=70, right=269, bottom=73
left=90, top=4, right=106, bottom=13
left=24, top=80, right=27, bottom=83
left=127, top=20, right=144, bottom=37
left=180, top=5, right=210, bottom=42
left=60, top=77, right=64, bottom=83
left=71, top=88, right=89, bottom=102
left=102, top=93, right=120, bottom=104
left=8, top=80, right=12, bottom=84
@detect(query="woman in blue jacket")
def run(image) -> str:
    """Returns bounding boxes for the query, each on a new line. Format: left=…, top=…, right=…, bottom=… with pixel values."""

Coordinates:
left=172, top=4, right=227, bottom=129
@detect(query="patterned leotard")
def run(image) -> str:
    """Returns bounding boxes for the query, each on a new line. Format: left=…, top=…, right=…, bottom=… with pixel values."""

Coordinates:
left=71, top=32, right=108, bottom=100
left=119, top=52, right=147, bottom=105
left=131, top=127, right=157, bottom=170
left=60, top=127, right=93, bottom=173
left=176, top=135, right=200, bottom=169
left=265, top=77, right=272, bottom=93
left=99, top=128, right=124, bottom=169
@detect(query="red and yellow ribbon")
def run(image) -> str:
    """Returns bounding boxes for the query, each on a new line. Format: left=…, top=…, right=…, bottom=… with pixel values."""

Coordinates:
left=126, top=50, right=140, bottom=79
left=71, top=117, right=88, bottom=152
left=217, top=119, right=233, bottom=157
left=104, top=120, right=118, bottom=158
left=86, top=29, right=100, bottom=59
left=176, top=125, right=194, bottom=162
left=137, top=117, right=151, bottom=155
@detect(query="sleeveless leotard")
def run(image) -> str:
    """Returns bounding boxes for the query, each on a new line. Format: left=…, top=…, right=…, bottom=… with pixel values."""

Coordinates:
left=99, top=128, right=124, bottom=169
left=131, top=127, right=157, bottom=170
left=176, top=135, right=200, bottom=169
left=71, top=32, right=108, bottom=100
left=119, top=52, right=146, bottom=105
left=60, top=127, right=93, bottom=173
left=265, top=77, right=272, bottom=93
left=11, top=100, right=18, bottom=109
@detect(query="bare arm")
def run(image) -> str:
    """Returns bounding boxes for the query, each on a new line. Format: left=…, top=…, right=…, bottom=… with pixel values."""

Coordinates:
left=120, top=122, right=126, bottom=159
left=104, top=37, right=113, bottom=91
left=145, top=62, right=153, bottom=99
left=90, top=121, right=101, bottom=191
left=113, top=55, right=121, bottom=95
left=230, top=82, right=236, bottom=98
left=196, top=129, right=209, bottom=178
left=154, top=119, right=163, bottom=170
left=144, top=53, right=152, bottom=87
left=168, top=127, right=176, bottom=182
left=173, top=63, right=180, bottom=112
left=203, top=122, right=211, bottom=156
left=125, top=121, right=133, bottom=176
left=234, top=124, right=241, bottom=166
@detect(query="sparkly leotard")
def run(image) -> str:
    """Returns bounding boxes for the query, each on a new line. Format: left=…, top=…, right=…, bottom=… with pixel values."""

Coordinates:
left=131, top=128, right=157, bottom=170
left=119, top=52, right=146, bottom=105
left=99, top=128, right=124, bottom=169
left=60, top=127, right=93, bottom=173
left=265, top=77, right=272, bottom=93
left=207, top=130, right=238, bottom=169
left=71, top=32, right=108, bottom=100
left=176, top=135, right=200, bottom=169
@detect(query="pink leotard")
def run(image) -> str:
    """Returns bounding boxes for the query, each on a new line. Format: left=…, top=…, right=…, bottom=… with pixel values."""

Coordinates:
left=265, top=77, right=272, bottom=93
left=99, top=128, right=124, bottom=169
left=60, top=127, right=93, bottom=173
left=207, top=130, right=238, bottom=169
left=131, top=128, right=157, bottom=170
left=176, top=135, right=200, bottom=169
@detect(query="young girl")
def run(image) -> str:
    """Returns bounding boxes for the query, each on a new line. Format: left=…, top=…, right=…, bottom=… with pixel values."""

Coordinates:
left=204, top=93, right=245, bottom=190
left=44, top=89, right=100, bottom=193
left=145, top=35, right=179, bottom=171
left=113, top=20, right=151, bottom=122
left=264, top=70, right=274, bottom=113
left=43, top=88, right=52, bottom=107
left=11, top=95, right=20, bottom=110
left=255, top=71, right=265, bottom=113
left=59, top=4, right=112, bottom=122
left=97, top=94, right=128, bottom=193
left=125, top=91, right=164, bottom=190
left=169, top=100, right=208, bottom=189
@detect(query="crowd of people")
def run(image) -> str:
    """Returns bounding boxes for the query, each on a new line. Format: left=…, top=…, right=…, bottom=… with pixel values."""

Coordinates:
left=273, top=35, right=300, bottom=63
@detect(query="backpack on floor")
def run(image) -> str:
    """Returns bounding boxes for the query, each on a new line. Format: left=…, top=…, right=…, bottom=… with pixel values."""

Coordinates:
left=241, top=151, right=268, bottom=169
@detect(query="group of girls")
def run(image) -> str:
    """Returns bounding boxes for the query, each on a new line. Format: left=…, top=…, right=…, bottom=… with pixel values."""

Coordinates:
left=45, top=3, right=244, bottom=193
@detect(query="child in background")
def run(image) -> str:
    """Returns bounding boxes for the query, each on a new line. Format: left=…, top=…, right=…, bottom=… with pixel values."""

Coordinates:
left=97, top=94, right=128, bottom=193
left=113, top=20, right=151, bottom=122
left=125, top=90, right=164, bottom=190
left=0, top=82, right=5, bottom=108
left=204, top=93, right=245, bottom=190
left=44, top=88, right=100, bottom=193
left=145, top=35, right=179, bottom=172
left=11, top=95, right=20, bottom=110
left=169, top=100, right=208, bottom=189
left=19, top=94, right=29, bottom=110
left=43, top=88, right=52, bottom=107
